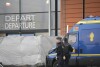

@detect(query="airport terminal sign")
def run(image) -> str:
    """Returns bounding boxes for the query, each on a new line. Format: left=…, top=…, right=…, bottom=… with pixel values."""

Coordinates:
left=4, top=14, right=36, bottom=30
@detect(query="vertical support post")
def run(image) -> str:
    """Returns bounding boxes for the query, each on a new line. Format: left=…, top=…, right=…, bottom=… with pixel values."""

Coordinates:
left=55, top=0, right=58, bottom=36
left=19, top=0, right=22, bottom=36
left=66, top=25, right=69, bottom=33
left=48, top=0, right=51, bottom=36
left=83, top=0, right=85, bottom=19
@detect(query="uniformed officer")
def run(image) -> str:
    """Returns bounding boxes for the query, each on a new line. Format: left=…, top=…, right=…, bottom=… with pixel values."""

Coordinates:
left=63, top=38, right=73, bottom=67
left=56, top=37, right=64, bottom=67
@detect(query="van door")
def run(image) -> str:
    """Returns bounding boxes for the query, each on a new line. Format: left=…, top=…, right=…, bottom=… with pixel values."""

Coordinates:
left=68, top=33, right=79, bottom=65
left=79, top=28, right=100, bottom=66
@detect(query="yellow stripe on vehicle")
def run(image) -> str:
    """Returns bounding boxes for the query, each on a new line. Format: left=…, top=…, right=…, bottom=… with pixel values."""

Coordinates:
left=71, top=54, right=100, bottom=57
left=77, top=20, right=100, bottom=24
left=48, top=54, right=100, bottom=57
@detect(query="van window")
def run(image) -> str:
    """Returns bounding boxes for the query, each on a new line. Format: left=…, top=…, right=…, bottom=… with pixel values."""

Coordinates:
left=68, top=34, right=77, bottom=45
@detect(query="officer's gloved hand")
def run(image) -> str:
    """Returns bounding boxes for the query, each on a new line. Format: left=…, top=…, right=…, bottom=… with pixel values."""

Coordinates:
left=63, top=56, right=66, bottom=60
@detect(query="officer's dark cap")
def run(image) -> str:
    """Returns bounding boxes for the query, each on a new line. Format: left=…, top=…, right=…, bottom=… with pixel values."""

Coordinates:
left=56, top=37, right=62, bottom=40
left=64, top=38, right=68, bottom=42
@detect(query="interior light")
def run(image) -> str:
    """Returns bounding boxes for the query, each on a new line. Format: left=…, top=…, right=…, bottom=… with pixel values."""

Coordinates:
left=46, top=0, right=49, bottom=4
left=6, top=2, right=11, bottom=7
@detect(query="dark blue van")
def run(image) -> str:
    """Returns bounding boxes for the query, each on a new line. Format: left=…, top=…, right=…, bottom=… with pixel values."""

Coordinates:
left=46, top=16, right=100, bottom=67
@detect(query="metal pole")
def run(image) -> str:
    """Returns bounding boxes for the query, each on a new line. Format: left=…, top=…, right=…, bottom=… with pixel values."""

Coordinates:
left=55, top=0, right=58, bottom=36
left=19, top=0, right=22, bottom=36
left=66, top=25, right=69, bottom=33
left=83, top=0, right=85, bottom=19
left=48, top=0, right=51, bottom=36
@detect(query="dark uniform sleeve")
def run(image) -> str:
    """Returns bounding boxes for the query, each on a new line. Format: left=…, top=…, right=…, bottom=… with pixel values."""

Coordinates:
left=56, top=46, right=63, bottom=57
left=68, top=45, right=73, bottom=52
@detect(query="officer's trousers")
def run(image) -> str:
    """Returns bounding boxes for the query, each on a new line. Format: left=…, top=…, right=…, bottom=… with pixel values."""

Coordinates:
left=57, top=56, right=63, bottom=67
left=63, top=59, right=69, bottom=67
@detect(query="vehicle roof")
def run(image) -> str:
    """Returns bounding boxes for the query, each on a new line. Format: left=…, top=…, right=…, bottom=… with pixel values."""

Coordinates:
left=77, top=16, right=100, bottom=24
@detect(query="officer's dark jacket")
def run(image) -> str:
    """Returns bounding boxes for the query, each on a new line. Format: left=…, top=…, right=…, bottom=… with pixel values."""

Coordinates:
left=56, top=42, right=63, bottom=57
left=63, top=43, right=73, bottom=57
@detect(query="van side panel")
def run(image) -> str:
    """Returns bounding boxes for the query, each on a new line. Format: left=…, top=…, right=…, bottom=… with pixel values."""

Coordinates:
left=78, top=24, right=100, bottom=66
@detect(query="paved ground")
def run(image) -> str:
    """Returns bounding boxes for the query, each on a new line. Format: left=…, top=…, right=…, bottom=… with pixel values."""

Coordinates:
left=1, top=65, right=100, bottom=67
left=2, top=65, right=45, bottom=67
